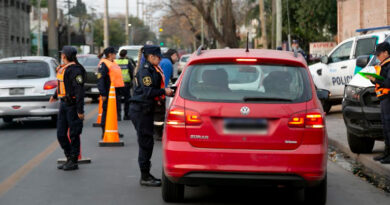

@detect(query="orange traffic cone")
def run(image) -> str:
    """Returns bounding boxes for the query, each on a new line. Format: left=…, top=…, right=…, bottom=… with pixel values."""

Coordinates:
left=99, top=84, right=124, bottom=147
left=57, top=129, right=91, bottom=164
left=93, top=96, right=103, bottom=127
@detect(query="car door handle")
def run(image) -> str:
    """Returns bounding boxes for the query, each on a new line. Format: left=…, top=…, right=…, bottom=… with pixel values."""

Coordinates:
left=341, top=66, right=347, bottom=69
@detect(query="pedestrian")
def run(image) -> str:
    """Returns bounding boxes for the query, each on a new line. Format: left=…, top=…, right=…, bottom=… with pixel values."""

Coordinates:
left=160, top=49, right=179, bottom=87
left=368, top=42, right=390, bottom=164
left=50, top=46, right=86, bottom=171
left=292, top=39, right=307, bottom=59
left=130, top=45, right=174, bottom=186
left=97, top=47, right=125, bottom=138
left=115, top=49, right=135, bottom=121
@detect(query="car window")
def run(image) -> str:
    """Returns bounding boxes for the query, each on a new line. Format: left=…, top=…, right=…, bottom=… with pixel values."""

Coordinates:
left=78, top=56, right=100, bottom=67
left=329, top=41, right=353, bottom=63
left=355, top=37, right=377, bottom=58
left=0, top=62, right=50, bottom=80
left=180, top=56, right=189, bottom=63
left=180, top=64, right=312, bottom=103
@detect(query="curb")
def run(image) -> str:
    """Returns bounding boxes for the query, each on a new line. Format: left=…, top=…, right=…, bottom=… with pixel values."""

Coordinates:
left=328, top=137, right=390, bottom=181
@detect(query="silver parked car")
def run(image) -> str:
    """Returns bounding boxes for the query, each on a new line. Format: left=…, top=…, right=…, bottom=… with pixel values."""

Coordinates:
left=0, top=56, right=60, bottom=124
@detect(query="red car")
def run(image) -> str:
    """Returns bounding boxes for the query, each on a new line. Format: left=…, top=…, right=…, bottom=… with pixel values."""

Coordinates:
left=162, top=48, right=329, bottom=204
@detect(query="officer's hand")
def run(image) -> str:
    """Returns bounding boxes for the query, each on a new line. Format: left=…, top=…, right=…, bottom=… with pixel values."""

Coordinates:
left=102, top=96, right=107, bottom=101
left=78, top=113, right=85, bottom=120
left=165, top=88, right=174, bottom=96
left=49, top=96, right=57, bottom=103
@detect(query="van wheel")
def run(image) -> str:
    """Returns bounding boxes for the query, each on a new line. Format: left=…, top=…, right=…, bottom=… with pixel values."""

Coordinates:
left=322, top=101, right=332, bottom=114
left=304, top=175, right=327, bottom=205
left=162, top=171, right=184, bottom=202
left=347, top=132, right=374, bottom=153
left=3, top=117, right=13, bottom=123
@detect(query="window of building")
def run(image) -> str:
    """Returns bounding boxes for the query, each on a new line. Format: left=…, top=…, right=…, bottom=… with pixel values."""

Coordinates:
left=21, top=2, right=25, bottom=11
left=22, top=38, right=24, bottom=44
left=26, top=4, right=31, bottom=13
left=10, top=0, right=14, bottom=7
left=26, top=38, right=30, bottom=44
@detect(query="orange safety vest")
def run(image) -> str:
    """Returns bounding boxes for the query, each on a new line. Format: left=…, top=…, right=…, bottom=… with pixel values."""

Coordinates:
left=56, top=62, right=76, bottom=98
left=154, top=65, right=165, bottom=101
left=375, top=58, right=390, bottom=98
left=99, top=59, right=125, bottom=88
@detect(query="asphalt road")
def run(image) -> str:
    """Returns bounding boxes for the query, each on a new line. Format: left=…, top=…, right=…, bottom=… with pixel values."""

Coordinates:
left=0, top=103, right=389, bottom=205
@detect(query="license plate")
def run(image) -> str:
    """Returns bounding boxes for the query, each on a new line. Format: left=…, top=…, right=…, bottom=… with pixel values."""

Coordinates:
left=9, top=88, right=25, bottom=95
left=91, top=88, right=99, bottom=93
left=224, top=118, right=268, bottom=134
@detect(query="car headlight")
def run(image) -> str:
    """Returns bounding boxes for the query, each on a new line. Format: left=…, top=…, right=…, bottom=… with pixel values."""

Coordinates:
left=344, top=85, right=363, bottom=102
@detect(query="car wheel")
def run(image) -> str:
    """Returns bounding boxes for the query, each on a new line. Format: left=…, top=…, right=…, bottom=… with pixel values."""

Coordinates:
left=322, top=100, right=332, bottom=114
left=3, top=117, right=13, bottom=123
left=50, top=115, right=58, bottom=127
left=304, top=175, right=327, bottom=205
left=347, top=132, right=375, bottom=153
left=162, top=170, right=184, bottom=202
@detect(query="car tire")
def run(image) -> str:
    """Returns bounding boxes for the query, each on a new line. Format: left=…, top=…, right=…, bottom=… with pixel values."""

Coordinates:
left=50, top=115, right=58, bottom=127
left=304, top=175, right=327, bottom=205
left=347, top=132, right=375, bottom=153
left=3, top=117, right=13, bottom=123
left=322, top=100, right=332, bottom=114
left=162, top=170, right=184, bottom=202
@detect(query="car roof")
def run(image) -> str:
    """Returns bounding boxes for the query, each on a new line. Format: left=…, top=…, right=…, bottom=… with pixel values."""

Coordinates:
left=0, top=56, right=55, bottom=63
left=77, top=54, right=98, bottom=58
left=119, top=45, right=143, bottom=50
left=342, top=30, right=390, bottom=43
left=188, top=49, right=307, bottom=67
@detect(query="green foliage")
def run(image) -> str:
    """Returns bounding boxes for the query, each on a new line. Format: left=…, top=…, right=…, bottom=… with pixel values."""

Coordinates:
left=30, top=0, right=48, bottom=8
left=69, top=0, right=87, bottom=18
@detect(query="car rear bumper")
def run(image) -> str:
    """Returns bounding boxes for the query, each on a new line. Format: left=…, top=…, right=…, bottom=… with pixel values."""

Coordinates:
left=164, top=141, right=327, bottom=186
left=84, top=83, right=99, bottom=97
left=0, top=100, right=59, bottom=117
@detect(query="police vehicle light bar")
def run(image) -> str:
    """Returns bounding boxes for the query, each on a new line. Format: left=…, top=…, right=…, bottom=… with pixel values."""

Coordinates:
left=356, top=26, right=390, bottom=33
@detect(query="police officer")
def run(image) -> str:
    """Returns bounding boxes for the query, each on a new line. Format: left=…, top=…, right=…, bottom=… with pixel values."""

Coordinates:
left=50, top=46, right=86, bottom=171
left=97, top=47, right=125, bottom=138
left=115, top=50, right=135, bottom=121
left=368, top=42, right=390, bottom=164
left=131, top=45, right=173, bottom=186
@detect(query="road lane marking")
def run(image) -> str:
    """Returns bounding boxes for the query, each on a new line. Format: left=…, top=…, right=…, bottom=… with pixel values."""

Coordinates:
left=0, top=106, right=98, bottom=197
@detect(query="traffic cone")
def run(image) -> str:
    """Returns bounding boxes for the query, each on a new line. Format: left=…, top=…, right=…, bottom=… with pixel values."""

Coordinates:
left=93, top=96, right=103, bottom=127
left=99, top=84, right=124, bottom=147
left=57, top=129, right=91, bottom=164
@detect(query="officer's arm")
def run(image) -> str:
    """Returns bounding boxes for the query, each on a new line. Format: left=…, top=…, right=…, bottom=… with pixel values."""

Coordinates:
left=71, top=68, right=85, bottom=114
left=139, top=69, right=165, bottom=99
left=97, top=63, right=109, bottom=97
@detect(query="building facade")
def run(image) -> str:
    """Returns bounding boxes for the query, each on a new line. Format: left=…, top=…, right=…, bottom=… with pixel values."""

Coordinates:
left=0, top=0, right=31, bottom=58
left=338, top=0, right=390, bottom=42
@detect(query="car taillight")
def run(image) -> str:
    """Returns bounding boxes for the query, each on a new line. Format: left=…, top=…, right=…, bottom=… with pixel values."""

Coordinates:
left=288, top=110, right=324, bottom=129
left=44, top=80, right=58, bottom=90
left=166, top=106, right=202, bottom=126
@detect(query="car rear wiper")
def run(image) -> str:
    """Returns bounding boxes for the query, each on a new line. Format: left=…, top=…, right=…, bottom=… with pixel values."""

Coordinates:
left=243, top=97, right=293, bottom=102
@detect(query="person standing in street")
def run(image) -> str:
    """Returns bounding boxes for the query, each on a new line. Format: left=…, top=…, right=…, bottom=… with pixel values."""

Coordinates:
left=130, top=45, right=173, bottom=186
left=368, top=42, right=390, bottom=164
left=97, top=47, right=125, bottom=138
left=50, top=46, right=86, bottom=171
left=115, top=49, right=135, bottom=121
left=292, top=39, right=307, bottom=59
left=159, top=49, right=179, bottom=87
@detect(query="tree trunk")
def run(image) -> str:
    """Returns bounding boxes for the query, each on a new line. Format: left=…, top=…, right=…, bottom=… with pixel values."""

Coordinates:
left=259, top=0, right=268, bottom=49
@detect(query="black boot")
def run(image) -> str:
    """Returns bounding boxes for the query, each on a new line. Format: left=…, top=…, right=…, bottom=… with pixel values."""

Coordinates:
left=119, top=133, right=124, bottom=138
left=373, top=146, right=390, bottom=161
left=140, top=172, right=162, bottom=187
left=63, top=156, right=79, bottom=171
left=57, top=156, right=70, bottom=170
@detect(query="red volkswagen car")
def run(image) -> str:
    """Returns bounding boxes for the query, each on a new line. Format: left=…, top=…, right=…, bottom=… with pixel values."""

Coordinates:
left=162, top=48, right=329, bottom=204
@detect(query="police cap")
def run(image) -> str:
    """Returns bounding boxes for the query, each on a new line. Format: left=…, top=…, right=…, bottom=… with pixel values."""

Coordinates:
left=103, top=47, right=117, bottom=56
left=60, top=46, right=77, bottom=58
left=143, top=45, right=163, bottom=58
left=375, top=42, right=390, bottom=56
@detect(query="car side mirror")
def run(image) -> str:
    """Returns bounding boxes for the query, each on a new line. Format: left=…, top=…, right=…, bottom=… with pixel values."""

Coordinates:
left=321, top=56, right=329, bottom=64
left=317, top=89, right=330, bottom=101
left=356, top=55, right=371, bottom=68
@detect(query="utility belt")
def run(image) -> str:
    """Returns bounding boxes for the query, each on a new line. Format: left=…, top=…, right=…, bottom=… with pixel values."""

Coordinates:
left=60, top=96, right=77, bottom=105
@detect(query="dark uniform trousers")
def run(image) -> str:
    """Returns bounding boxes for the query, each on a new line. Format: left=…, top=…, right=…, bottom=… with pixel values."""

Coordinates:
left=119, top=82, right=132, bottom=116
left=380, top=97, right=390, bottom=146
left=57, top=101, right=83, bottom=157
left=130, top=103, right=154, bottom=172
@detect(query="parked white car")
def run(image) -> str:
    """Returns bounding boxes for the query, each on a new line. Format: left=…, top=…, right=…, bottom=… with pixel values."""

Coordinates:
left=117, top=45, right=143, bottom=62
left=177, top=54, right=191, bottom=75
left=0, top=56, right=60, bottom=124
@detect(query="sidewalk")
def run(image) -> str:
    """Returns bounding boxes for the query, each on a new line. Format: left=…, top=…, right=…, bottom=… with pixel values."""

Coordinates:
left=326, top=105, right=390, bottom=181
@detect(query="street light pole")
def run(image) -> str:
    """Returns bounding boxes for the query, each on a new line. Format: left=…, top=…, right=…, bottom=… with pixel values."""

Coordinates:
left=48, top=0, right=58, bottom=59
left=125, top=0, right=129, bottom=45
left=37, top=0, right=41, bottom=56
left=103, top=0, right=109, bottom=47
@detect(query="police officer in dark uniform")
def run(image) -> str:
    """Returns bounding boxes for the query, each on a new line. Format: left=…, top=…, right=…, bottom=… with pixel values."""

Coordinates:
left=368, top=42, right=390, bottom=164
left=131, top=45, right=173, bottom=186
left=50, top=46, right=86, bottom=171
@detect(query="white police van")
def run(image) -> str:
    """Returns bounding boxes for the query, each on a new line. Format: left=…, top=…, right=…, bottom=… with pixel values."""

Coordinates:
left=309, top=28, right=390, bottom=113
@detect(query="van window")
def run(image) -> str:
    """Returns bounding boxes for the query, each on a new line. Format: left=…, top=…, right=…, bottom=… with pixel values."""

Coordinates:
left=0, top=61, right=50, bottom=80
left=355, top=37, right=377, bottom=58
left=329, top=41, right=353, bottom=63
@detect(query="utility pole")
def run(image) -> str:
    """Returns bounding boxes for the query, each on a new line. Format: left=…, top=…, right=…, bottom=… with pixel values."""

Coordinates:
left=37, top=0, right=41, bottom=56
left=48, top=0, right=59, bottom=59
left=103, top=0, right=109, bottom=47
left=125, top=0, right=129, bottom=45
left=271, top=0, right=276, bottom=49
left=65, top=0, right=72, bottom=45
left=259, top=0, right=268, bottom=49
left=276, top=0, right=282, bottom=48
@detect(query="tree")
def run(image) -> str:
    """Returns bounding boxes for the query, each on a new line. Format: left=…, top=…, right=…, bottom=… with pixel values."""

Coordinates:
left=30, top=0, right=48, bottom=7
left=69, top=0, right=90, bottom=34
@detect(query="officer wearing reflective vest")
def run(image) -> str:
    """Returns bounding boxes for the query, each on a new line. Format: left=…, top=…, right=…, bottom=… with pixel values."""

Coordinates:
left=131, top=45, right=173, bottom=186
left=97, top=47, right=125, bottom=138
left=115, top=49, right=135, bottom=121
left=50, top=46, right=86, bottom=171
left=368, top=42, right=390, bottom=164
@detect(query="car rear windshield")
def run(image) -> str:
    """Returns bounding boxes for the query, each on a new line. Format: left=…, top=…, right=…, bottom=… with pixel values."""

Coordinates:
left=78, top=56, right=100, bottom=67
left=0, top=61, right=50, bottom=80
left=180, top=64, right=312, bottom=103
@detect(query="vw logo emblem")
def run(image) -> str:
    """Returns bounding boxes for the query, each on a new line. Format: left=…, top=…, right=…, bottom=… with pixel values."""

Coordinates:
left=240, top=106, right=250, bottom=115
